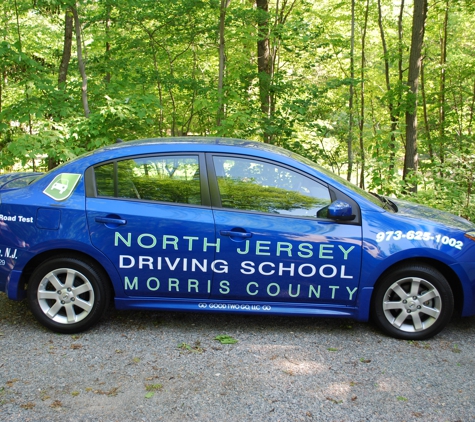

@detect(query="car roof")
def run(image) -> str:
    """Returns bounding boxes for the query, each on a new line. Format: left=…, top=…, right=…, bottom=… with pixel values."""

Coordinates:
left=69, top=137, right=303, bottom=172
left=95, top=137, right=295, bottom=158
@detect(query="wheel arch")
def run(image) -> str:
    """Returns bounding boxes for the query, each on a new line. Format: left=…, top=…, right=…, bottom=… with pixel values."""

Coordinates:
left=18, top=248, right=116, bottom=299
left=369, top=257, right=463, bottom=317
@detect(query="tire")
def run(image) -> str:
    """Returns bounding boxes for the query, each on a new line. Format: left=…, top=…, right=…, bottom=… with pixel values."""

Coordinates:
left=27, top=256, right=111, bottom=334
left=372, top=264, right=454, bottom=340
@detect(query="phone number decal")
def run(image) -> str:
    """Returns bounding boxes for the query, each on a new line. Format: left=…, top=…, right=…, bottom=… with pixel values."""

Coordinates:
left=376, top=230, right=463, bottom=250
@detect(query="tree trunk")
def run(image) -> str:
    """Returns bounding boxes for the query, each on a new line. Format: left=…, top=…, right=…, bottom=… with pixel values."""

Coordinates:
left=398, top=1, right=405, bottom=91
left=217, top=0, right=231, bottom=127
left=347, top=0, right=355, bottom=182
left=469, top=78, right=475, bottom=136
left=421, top=57, right=433, bottom=160
left=256, top=0, right=272, bottom=143
left=403, top=0, right=428, bottom=193
left=143, top=28, right=165, bottom=137
left=14, top=0, right=36, bottom=170
left=58, top=8, right=73, bottom=87
left=13, top=0, right=22, bottom=52
left=0, top=69, right=2, bottom=115
left=438, top=0, right=449, bottom=165
left=377, top=0, right=402, bottom=173
left=104, top=2, right=112, bottom=85
left=72, top=5, right=90, bottom=118
left=395, top=0, right=405, bottom=167
left=359, top=0, right=369, bottom=189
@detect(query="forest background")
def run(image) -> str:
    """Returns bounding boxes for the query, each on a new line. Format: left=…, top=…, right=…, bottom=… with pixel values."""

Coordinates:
left=1, top=0, right=474, bottom=219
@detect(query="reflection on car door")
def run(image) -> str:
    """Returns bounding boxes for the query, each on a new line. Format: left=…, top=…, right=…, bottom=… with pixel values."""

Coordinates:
left=209, top=155, right=363, bottom=305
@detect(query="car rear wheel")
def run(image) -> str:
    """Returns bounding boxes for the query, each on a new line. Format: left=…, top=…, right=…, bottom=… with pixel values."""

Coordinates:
left=27, top=256, right=111, bottom=334
left=372, top=264, right=454, bottom=340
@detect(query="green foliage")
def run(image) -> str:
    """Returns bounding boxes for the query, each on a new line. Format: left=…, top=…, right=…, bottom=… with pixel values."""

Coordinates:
left=145, top=383, right=163, bottom=391
left=177, top=341, right=204, bottom=353
left=214, top=335, right=238, bottom=344
left=0, top=0, right=474, bottom=219
left=218, top=178, right=323, bottom=214
left=133, top=178, right=201, bottom=204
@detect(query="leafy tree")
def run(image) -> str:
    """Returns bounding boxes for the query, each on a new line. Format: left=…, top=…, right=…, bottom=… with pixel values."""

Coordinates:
left=1, top=0, right=475, bottom=219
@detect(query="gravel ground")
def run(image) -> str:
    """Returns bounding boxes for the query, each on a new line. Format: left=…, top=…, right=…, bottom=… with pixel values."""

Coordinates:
left=1, top=292, right=475, bottom=422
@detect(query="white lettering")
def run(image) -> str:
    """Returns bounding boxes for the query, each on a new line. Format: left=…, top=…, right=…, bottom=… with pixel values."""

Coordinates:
left=278, top=263, right=295, bottom=276
left=258, top=262, right=275, bottom=276
left=297, top=263, right=317, bottom=278
left=341, top=265, right=353, bottom=279
left=240, top=261, right=255, bottom=275
left=211, top=260, right=228, bottom=274
left=139, top=256, right=153, bottom=269
left=119, top=255, right=135, bottom=268
left=319, top=265, right=337, bottom=278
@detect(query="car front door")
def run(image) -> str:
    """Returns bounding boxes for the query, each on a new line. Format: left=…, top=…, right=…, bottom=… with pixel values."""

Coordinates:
left=209, top=155, right=363, bottom=306
left=86, top=154, right=218, bottom=299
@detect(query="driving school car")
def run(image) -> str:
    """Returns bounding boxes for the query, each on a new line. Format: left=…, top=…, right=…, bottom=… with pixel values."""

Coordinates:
left=1, top=138, right=474, bottom=340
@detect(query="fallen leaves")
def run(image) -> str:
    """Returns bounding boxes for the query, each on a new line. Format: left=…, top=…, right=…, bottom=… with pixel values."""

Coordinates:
left=214, top=335, right=238, bottom=344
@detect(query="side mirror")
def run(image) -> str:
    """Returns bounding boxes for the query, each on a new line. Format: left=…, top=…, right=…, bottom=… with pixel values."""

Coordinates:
left=328, top=200, right=355, bottom=221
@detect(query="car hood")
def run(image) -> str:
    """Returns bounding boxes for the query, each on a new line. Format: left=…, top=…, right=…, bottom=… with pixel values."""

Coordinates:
left=390, top=198, right=475, bottom=231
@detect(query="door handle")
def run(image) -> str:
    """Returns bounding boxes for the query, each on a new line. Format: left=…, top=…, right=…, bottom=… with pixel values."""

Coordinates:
left=95, top=216, right=127, bottom=226
left=220, top=230, right=252, bottom=238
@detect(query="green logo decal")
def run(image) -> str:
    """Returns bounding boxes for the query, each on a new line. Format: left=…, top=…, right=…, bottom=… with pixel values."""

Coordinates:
left=43, top=173, right=81, bottom=201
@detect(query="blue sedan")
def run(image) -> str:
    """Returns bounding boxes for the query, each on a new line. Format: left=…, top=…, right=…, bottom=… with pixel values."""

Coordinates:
left=0, top=138, right=474, bottom=339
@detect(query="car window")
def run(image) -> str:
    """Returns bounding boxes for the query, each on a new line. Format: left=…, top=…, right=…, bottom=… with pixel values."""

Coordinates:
left=94, top=155, right=201, bottom=205
left=213, top=156, right=331, bottom=217
left=0, top=174, right=41, bottom=190
left=293, top=153, right=384, bottom=209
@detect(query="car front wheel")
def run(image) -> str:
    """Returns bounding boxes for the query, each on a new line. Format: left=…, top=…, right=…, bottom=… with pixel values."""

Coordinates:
left=372, top=264, right=454, bottom=340
left=27, top=256, right=110, bottom=334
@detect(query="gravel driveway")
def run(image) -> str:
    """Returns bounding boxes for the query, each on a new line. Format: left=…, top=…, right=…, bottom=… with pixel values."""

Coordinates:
left=1, top=291, right=474, bottom=421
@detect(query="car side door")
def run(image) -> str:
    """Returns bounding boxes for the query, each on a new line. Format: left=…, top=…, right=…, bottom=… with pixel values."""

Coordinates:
left=86, top=153, right=218, bottom=299
left=208, top=154, right=363, bottom=305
